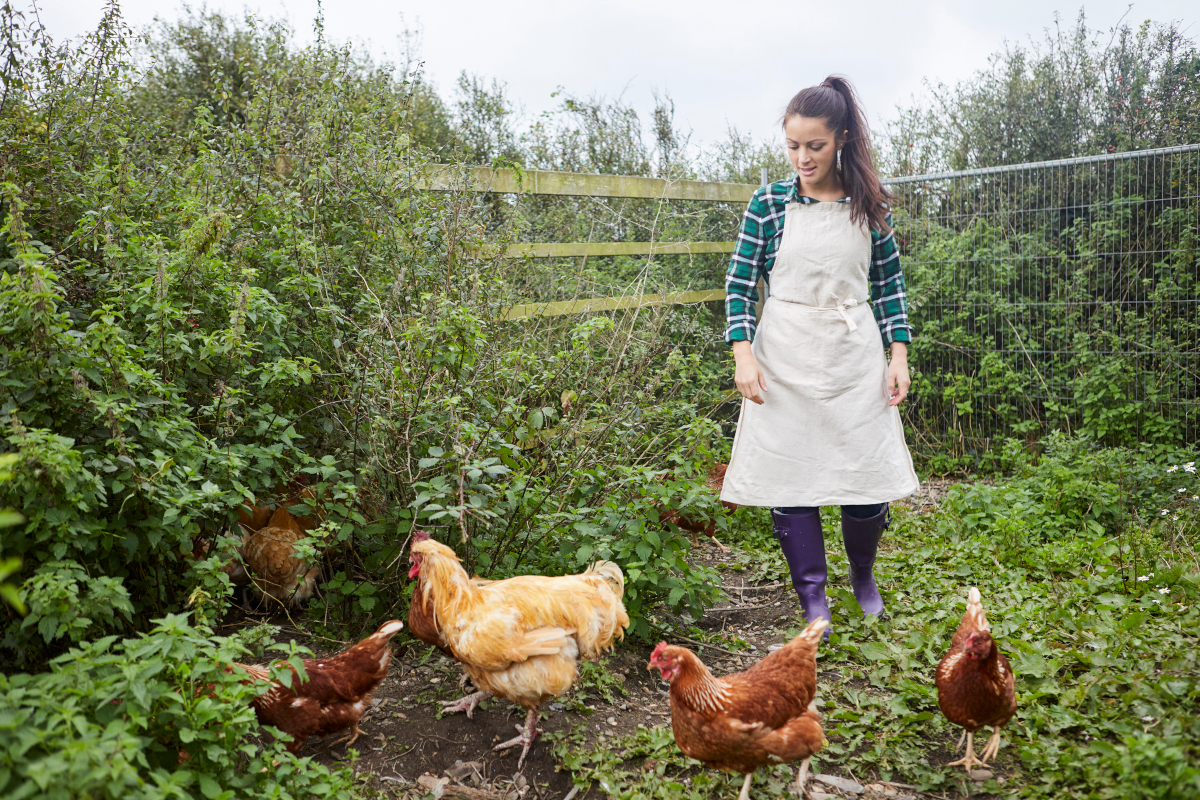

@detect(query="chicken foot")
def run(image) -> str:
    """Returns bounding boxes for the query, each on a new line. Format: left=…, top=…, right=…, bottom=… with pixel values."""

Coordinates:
left=440, top=690, right=494, bottom=719
left=978, top=727, right=1003, bottom=763
left=493, top=708, right=540, bottom=770
left=330, top=723, right=364, bottom=750
left=947, top=730, right=987, bottom=771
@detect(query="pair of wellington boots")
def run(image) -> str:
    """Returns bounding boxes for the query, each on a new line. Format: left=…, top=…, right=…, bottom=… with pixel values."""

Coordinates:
left=771, top=506, right=889, bottom=632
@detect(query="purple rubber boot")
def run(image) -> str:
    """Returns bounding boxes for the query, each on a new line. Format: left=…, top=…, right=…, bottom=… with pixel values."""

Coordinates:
left=841, top=505, right=890, bottom=616
left=771, top=508, right=831, bottom=630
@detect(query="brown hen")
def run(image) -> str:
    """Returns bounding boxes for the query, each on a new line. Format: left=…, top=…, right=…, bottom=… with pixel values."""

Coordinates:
left=935, top=587, right=1017, bottom=771
left=233, top=619, right=403, bottom=753
left=659, top=463, right=735, bottom=550
left=648, top=617, right=828, bottom=800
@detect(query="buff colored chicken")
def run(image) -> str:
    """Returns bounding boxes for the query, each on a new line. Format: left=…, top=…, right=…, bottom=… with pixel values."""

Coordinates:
left=233, top=619, right=404, bottom=753
left=242, top=505, right=321, bottom=608
left=408, top=531, right=629, bottom=768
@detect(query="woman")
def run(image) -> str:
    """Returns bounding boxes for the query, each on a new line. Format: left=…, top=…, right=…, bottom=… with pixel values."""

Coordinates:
left=720, top=76, right=919, bottom=629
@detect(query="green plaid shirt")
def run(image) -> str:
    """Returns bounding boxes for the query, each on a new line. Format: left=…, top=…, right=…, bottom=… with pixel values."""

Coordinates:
left=725, top=177, right=914, bottom=347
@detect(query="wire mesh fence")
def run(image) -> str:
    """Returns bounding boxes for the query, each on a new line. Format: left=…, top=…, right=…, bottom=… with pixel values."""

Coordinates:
left=478, top=144, right=1199, bottom=466
left=886, top=144, right=1200, bottom=465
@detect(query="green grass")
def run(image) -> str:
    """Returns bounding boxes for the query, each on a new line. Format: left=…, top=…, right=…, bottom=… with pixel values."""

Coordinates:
left=551, top=485, right=1200, bottom=799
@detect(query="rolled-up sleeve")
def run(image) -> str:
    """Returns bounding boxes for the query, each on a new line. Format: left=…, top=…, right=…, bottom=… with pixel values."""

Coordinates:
left=869, top=213, right=914, bottom=347
left=725, top=189, right=769, bottom=343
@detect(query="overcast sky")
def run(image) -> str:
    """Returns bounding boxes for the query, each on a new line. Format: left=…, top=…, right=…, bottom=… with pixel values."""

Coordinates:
left=40, top=0, right=1199, bottom=154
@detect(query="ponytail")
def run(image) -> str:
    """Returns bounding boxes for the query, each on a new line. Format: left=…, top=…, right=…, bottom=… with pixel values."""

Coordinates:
left=783, top=75, right=892, bottom=233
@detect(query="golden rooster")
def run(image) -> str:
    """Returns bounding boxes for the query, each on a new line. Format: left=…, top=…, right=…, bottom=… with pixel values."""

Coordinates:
left=408, top=531, right=630, bottom=768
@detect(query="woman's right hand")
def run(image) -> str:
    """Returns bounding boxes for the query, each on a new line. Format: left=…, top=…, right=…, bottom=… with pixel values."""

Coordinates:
left=732, top=341, right=768, bottom=405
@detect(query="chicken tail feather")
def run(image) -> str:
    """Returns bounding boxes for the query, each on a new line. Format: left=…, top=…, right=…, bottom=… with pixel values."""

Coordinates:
left=792, top=617, right=829, bottom=646
left=586, top=560, right=625, bottom=598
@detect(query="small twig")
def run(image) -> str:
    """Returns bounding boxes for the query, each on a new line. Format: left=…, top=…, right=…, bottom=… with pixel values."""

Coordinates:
left=730, top=582, right=784, bottom=592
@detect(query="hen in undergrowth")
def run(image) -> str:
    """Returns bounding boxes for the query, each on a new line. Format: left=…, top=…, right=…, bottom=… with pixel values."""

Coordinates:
left=232, top=619, right=404, bottom=753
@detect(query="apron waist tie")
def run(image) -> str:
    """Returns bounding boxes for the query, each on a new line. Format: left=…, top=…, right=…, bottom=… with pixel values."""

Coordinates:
left=775, top=295, right=868, bottom=332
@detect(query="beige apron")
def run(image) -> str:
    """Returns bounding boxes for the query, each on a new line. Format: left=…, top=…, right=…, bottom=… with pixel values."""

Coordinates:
left=720, top=202, right=919, bottom=507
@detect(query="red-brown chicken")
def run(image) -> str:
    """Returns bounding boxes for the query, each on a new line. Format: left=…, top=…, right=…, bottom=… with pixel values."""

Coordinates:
left=660, top=463, right=736, bottom=550
left=408, top=531, right=629, bottom=768
left=935, top=587, right=1017, bottom=771
left=233, top=619, right=404, bottom=753
left=648, top=617, right=828, bottom=800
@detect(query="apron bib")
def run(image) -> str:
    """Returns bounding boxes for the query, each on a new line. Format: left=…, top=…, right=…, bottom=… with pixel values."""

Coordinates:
left=720, top=202, right=919, bottom=507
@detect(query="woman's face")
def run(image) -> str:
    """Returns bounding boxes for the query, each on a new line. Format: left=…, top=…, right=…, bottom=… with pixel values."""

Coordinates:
left=784, top=115, right=842, bottom=186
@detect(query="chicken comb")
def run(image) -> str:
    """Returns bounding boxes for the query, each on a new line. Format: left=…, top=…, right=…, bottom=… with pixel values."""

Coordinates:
left=966, top=586, right=991, bottom=632
left=412, top=530, right=432, bottom=543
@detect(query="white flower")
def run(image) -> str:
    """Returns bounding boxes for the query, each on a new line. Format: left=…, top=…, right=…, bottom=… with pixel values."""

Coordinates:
left=1160, top=509, right=1169, bottom=516
left=1152, top=599, right=1162, bottom=605
left=1159, top=587, right=1169, bottom=594
left=1184, top=462, right=1196, bottom=473
left=1141, top=715, right=1155, bottom=722
left=1180, top=488, right=1187, bottom=493
left=1167, top=465, right=1178, bottom=473
left=1138, top=575, right=1150, bottom=581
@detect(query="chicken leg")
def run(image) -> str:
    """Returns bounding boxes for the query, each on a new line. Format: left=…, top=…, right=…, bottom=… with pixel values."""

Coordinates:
left=794, top=757, right=813, bottom=799
left=947, top=730, right=986, bottom=771
left=493, top=708, right=540, bottom=769
left=978, top=727, right=1003, bottom=763
left=736, top=772, right=754, bottom=800
left=440, top=690, right=494, bottom=719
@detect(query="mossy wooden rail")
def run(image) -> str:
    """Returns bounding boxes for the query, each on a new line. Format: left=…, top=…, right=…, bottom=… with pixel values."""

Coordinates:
left=425, top=164, right=757, bottom=203
left=429, top=165, right=753, bottom=318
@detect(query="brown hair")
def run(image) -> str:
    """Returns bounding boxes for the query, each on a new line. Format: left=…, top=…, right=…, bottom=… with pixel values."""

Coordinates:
left=784, top=75, right=892, bottom=233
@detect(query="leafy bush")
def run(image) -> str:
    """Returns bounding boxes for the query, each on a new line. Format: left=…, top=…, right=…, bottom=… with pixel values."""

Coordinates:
left=0, top=2, right=733, bottom=668
left=0, top=613, right=359, bottom=800
left=941, top=433, right=1197, bottom=545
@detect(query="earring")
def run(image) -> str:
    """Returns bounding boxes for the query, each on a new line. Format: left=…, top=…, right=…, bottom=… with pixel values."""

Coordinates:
left=836, top=149, right=842, bottom=171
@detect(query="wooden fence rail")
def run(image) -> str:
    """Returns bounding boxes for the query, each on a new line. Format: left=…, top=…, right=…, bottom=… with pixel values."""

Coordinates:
left=428, top=165, right=750, bottom=318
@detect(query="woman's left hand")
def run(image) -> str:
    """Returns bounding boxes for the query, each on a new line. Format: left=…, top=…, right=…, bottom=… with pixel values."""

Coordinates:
left=887, top=342, right=910, bottom=407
